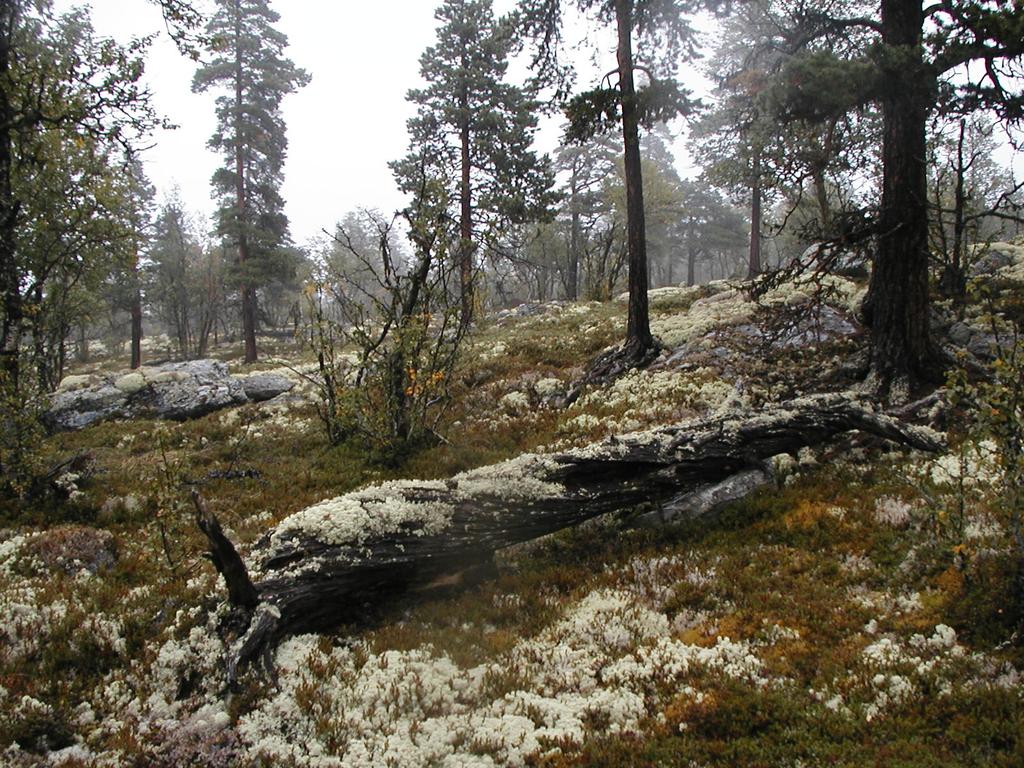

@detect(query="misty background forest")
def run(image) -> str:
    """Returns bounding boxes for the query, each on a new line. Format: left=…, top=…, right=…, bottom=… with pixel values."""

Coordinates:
left=1, top=1, right=1024, bottom=766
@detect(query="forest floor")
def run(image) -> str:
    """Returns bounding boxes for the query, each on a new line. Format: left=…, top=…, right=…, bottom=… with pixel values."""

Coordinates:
left=1, top=265, right=1022, bottom=767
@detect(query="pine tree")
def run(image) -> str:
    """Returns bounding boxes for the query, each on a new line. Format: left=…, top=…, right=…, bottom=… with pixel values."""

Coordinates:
left=192, top=0, right=308, bottom=364
left=521, top=0, right=710, bottom=364
left=554, top=133, right=619, bottom=300
left=120, top=158, right=155, bottom=370
left=676, top=180, right=747, bottom=285
left=393, top=0, right=555, bottom=328
left=149, top=195, right=201, bottom=358
left=928, top=115, right=1023, bottom=307
left=757, top=0, right=1024, bottom=395
left=694, top=1, right=880, bottom=283
left=692, top=2, right=778, bottom=280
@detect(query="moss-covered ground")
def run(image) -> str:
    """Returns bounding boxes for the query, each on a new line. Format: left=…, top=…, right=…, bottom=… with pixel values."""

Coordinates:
left=1, top=282, right=1021, bottom=766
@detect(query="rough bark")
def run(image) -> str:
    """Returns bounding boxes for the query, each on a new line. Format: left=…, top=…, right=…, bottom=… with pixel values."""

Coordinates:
left=862, top=0, right=937, bottom=392
left=616, top=0, right=653, bottom=357
left=567, top=162, right=581, bottom=301
left=458, top=38, right=474, bottom=329
left=748, top=148, right=762, bottom=280
left=130, top=285, right=143, bottom=370
left=192, top=489, right=258, bottom=609
left=938, top=118, right=969, bottom=308
left=0, top=1, right=21, bottom=389
left=234, top=0, right=257, bottom=365
left=206, top=392, right=943, bottom=677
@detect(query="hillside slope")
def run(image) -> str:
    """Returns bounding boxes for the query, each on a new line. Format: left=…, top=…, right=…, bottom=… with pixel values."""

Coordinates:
left=1, top=272, right=1022, bottom=767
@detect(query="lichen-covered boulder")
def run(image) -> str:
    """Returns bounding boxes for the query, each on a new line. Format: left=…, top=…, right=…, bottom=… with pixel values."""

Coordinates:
left=132, top=360, right=247, bottom=420
left=48, top=383, right=127, bottom=430
left=46, top=359, right=294, bottom=431
left=237, top=372, right=295, bottom=403
left=970, top=243, right=1021, bottom=277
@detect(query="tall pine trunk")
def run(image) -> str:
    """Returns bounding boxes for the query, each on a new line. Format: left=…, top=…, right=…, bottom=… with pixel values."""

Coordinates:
left=457, top=33, right=474, bottom=330
left=459, top=116, right=473, bottom=328
left=615, top=0, right=652, bottom=354
left=567, top=160, right=581, bottom=301
left=748, top=147, right=762, bottom=279
left=0, top=2, right=21, bottom=390
left=130, top=296, right=143, bottom=370
left=130, top=257, right=143, bottom=369
left=234, top=0, right=257, bottom=364
left=864, top=0, right=935, bottom=391
left=944, top=118, right=968, bottom=309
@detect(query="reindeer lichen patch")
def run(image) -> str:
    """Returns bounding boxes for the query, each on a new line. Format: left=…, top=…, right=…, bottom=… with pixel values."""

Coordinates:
left=270, top=480, right=454, bottom=549
left=651, top=290, right=757, bottom=348
left=269, top=455, right=568, bottom=553
left=452, top=453, right=565, bottom=503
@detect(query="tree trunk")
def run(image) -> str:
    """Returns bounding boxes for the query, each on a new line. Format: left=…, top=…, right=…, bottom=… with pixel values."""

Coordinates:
left=77, top=324, right=89, bottom=363
left=31, top=286, right=45, bottom=390
left=813, top=167, right=831, bottom=237
left=197, top=315, right=212, bottom=358
left=863, top=0, right=936, bottom=392
left=204, top=392, right=943, bottom=677
left=687, top=246, right=697, bottom=287
left=748, top=147, right=762, bottom=280
left=130, top=278, right=143, bottom=370
left=241, top=286, right=257, bottom=363
left=567, top=161, right=581, bottom=301
left=459, top=122, right=473, bottom=327
left=0, top=2, right=21, bottom=391
left=948, top=118, right=968, bottom=309
left=176, top=305, right=189, bottom=361
left=458, top=35, right=474, bottom=329
left=234, top=0, right=257, bottom=365
left=615, top=0, right=652, bottom=355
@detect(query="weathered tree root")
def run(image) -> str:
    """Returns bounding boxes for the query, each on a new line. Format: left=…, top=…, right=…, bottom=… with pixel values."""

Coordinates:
left=197, top=391, right=944, bottom=679
left=563, top=339, right=662, bottom=406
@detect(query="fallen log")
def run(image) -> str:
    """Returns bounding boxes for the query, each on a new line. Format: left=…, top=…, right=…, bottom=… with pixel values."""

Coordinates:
left=202, top=392, right=944, bottom=678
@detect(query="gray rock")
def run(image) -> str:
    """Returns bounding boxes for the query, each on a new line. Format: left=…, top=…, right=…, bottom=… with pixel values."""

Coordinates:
left=774, top=305, right=858, bottom=348
left=948, top=322, right=974, bottom=346
left=970, top=247, right=1015, bottom=277
left=46, top=359, right=288, bottom=430
left=732, top=305, right=859, bottom=350
left=139, top=377, right=247, bottom=421
left=48, top=384, right=126, bottom=430
left=967, top=332, right=1001, bottom=360
left=799, top=243, right=870, bottom=278
left=494, top=301, right=571, bottom=322
left=239, top=372, right=295, bottom=402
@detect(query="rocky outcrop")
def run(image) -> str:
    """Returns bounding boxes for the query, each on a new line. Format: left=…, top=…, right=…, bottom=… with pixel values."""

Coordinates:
left=47, top=360, right=294, bottom=431
left=970, top=242, right=1024, bottom=278
left=237, top=372, right=298, bottom=403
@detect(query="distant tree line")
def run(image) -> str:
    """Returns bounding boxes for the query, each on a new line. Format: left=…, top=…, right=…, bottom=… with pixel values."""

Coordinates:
left=2, top=0, right=1024, bottom=405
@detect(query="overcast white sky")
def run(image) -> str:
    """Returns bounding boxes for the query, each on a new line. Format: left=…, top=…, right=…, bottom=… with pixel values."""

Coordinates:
left=54, top=0, right=709, bottom=249
left=64, top=0, right=463, bottom=246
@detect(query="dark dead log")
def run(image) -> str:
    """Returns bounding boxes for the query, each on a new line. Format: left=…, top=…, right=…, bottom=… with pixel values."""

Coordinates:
left=630, top=467, right=773, bottom=528
left=209, top=392, right=944, bottom=678
left=191, top=489, right=258, bottom=610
